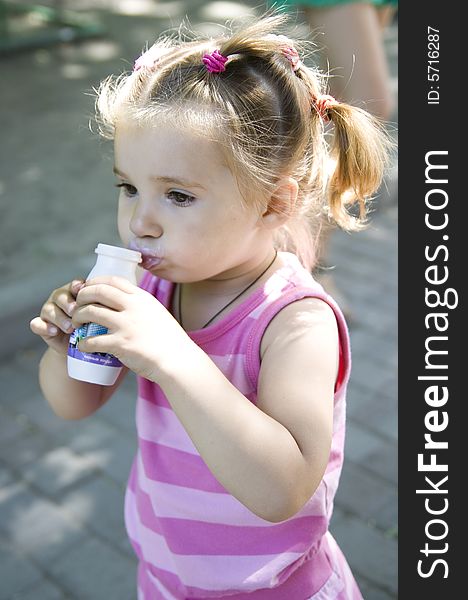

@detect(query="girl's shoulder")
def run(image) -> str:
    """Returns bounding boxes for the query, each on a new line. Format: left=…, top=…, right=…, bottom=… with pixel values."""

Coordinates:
left=254, top=252, right=341, bottom=343
left=253, top=252, right=350, bottom=395
left=259, top=295, right=339, bottom=364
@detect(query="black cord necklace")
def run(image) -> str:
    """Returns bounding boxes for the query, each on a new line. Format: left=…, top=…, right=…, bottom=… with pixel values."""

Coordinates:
left=178, top=250, right=278, bottom=330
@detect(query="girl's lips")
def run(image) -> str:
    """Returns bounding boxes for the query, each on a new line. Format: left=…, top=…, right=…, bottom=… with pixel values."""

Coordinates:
left=140, top=255, right=163, bottom=270
left=128, top=241, right=163, bottom=269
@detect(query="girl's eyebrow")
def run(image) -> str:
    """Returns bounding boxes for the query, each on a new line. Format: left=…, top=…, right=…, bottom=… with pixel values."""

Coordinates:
left=113, top=166, right=206, bottom=190
left=113, top=167, right=129, bottom=179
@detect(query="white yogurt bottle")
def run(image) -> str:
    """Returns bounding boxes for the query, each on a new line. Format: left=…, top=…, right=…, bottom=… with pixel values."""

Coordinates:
left=67, top=243, right=142, bottom=386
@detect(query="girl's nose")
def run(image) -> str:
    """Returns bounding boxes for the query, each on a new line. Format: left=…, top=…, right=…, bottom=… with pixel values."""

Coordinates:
left=129, top=197, right=163, bottom=239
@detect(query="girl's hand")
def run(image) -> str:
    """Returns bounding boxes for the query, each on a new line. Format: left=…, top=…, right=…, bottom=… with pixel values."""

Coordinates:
left=71, top=276, right=191, bottom=380
left=30, top=280, right=85, bottom=356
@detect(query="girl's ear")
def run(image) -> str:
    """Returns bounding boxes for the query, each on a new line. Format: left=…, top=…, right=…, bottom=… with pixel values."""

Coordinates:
left=261, top=176, right=299, bottom=229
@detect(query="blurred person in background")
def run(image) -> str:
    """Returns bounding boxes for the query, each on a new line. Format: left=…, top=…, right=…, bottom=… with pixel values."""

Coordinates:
left=271, top=1, right=397, bottom=316
left=281, top=0, right=397, bottom=120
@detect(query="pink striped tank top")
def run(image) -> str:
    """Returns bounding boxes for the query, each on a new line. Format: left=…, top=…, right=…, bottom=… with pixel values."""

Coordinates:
left=125, top=252, right=363, bottom=599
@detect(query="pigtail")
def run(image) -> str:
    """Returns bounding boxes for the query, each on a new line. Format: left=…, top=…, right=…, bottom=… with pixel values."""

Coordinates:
left=324, top=102, right=391, bottom=229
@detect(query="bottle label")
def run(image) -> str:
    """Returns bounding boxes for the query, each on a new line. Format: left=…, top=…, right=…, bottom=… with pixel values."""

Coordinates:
left=68, top=323, right=122, bottom=368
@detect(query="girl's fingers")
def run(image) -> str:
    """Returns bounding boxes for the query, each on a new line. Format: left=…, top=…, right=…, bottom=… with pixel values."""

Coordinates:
left=40, top=302, right=74, bottom=333
left=76, top=281, right=129, bottom=311
left=72, top=303, right=118, bottom=331
left=30, top=317, right=70, bottom=356
left=70, top=279, right=86, bottom=296
left=78, top=331, right=112, bottom=353
left=30, top=317, right=59, bottom=337
left=53, top=280, right=84, bottom=317
left=31, top=280, right=86, bottom=354
left=85, top=275, right=136, bottom=294
left=53, top=292, right=76, bottom=319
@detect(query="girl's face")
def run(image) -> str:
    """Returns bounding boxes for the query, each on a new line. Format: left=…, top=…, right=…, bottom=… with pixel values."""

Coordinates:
left=114, top=123, right=271, bottom=283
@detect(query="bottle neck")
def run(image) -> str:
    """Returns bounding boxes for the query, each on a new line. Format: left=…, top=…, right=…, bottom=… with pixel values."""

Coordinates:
left=89, top=254, right=139, bottom=283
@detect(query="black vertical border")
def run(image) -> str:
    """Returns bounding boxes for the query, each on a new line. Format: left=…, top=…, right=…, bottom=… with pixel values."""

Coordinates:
left=399, top=2, right=463, bottom=597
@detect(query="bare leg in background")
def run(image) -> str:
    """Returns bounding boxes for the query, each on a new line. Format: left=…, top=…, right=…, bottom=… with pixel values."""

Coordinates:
left=304, top=2, right=396, bottom=316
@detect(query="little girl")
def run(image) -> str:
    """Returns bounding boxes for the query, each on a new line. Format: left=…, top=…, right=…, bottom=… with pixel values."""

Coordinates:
left=30, top=13, right=389, bottom=600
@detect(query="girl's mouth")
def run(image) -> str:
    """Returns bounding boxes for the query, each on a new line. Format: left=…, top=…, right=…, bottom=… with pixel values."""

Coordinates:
left=140, top=255, right=163, bottom=270
left=128, top=240, right=163, bottom=270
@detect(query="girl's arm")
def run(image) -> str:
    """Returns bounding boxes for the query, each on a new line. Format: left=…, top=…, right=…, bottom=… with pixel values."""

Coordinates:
left=30, top=279, right=127, bottom=420
left=156, top=297, right=338, bottom=523
left=73, top=277, right=338, bottom=522
left=38, top=348, right=128, bottom=420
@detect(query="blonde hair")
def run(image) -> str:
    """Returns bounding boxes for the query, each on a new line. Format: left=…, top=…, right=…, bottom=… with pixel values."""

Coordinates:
left=95, top=13, right=391, bottom=270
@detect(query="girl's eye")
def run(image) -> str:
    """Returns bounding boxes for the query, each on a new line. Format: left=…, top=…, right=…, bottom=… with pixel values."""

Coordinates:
left=115, top=183, right=137, bottom=197
left=167, top=190, right=196, bottom=207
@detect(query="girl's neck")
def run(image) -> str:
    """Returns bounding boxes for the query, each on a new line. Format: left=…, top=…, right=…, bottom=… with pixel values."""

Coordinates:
left=184, top=248, right=280, bottom=297
left=175, top=248, right=284, bottom=331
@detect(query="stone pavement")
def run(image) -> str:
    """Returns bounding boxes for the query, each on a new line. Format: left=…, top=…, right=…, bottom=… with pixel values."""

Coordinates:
left=0, top=2, right=398, bottom=598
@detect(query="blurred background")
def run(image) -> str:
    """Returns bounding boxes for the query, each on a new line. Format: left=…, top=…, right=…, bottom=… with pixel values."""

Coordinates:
left=0, top=1, right=397, bottom=598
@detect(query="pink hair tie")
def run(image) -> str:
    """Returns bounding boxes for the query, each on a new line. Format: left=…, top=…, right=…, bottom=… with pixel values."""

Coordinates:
left=202, top=49, right=229, bottom=73
left=313, top=94, right=339, bottom=123
left=281, top=46, right=301, bottom=71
